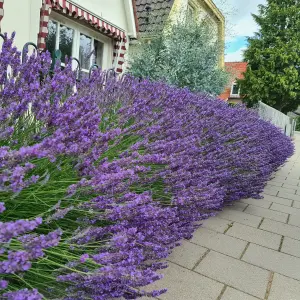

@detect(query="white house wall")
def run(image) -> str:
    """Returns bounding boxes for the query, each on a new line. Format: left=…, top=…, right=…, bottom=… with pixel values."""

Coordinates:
left=71, top=0, right=131, bottom=34
left=1, top=0, right=136, bottom=69
left=2, top=0, right=41, bottom=50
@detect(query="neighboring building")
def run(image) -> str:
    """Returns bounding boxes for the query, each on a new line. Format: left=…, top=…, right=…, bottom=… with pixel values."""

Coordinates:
left=1, top=0, right=138, bottom=73
left=134, top=0, right=225, bottom=67
left=219, top=62, right=247, bottom=103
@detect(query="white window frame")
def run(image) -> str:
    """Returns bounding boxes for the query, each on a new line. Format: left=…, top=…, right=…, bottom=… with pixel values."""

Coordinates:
left=230, top=82, right=240, bottom=97
left=48, top=11, right=113, bottom=72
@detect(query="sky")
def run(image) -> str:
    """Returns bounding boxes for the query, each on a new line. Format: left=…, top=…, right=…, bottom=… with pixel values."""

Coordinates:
left=214, top=0, right=266, bottom=62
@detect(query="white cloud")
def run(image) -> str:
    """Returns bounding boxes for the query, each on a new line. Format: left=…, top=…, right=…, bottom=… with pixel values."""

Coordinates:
left=225, top=47, right=246, bottom=62
left=214, top=0, right=266, bottom=41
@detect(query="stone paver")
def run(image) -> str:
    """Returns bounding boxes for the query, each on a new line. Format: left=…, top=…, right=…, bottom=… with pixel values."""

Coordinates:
left=148, top=262, right=224, bottom=300
left=260, top=218, right=300, bottom=240
left=284, top=178, right=300, bottom=186
left=167, top=240, right=207, bottom=269
left=201, top=217, right=232, bottom=233
left=226, top=223, right=281, bottom=250
left=264, top=189, right=278, bottom=196
left=195, top=251, right=270, bottom=298
left=268, top=273, right=300, bottom=300
left=241, top=197, right=271, bottom=208
left=277, top=191, right=300, bottom=202
left=283, top=182, right=300, bottom=189
left=191, top=228, right=247, bottom=258
left=288, top=214, right=300, bottom=227
left=267, top=181, right=284, bottom=188
left=281, top=237, right=300, bottom=258
left=227, top=202, right=248, bottom=212
left=270, top=203, right=300, bottom=216
left=292, top=201, right=300, bottom=208
left=218, top=209, right=262, bottom=227
left=221, top=287, right=258, bottom=300
left=244, top=205, right=288, bottom=223
left=242, top=243, right=300, bottom=280
left=261, top=194, right=293, bottom=206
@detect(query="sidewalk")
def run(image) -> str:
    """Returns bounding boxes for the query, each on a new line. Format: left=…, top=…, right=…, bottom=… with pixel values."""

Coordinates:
left=145, top=133, right=300, bottom=300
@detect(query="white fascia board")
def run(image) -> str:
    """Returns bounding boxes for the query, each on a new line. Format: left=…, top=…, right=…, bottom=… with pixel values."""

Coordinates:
left=124, top=0, right=137, bottom=38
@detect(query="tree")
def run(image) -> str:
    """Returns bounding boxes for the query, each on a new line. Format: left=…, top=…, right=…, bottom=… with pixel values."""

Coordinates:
left=239, top=0, right=300, bottom=113
left=127, top=20, right=229, bottom=96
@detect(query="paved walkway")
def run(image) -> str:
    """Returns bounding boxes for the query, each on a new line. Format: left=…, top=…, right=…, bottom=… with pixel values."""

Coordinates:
left=144, top=133, right=300, bottom=300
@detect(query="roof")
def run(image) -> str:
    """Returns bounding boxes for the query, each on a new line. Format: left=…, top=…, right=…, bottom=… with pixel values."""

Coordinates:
left=219, top=62, right=247, bottom=101
left=225, top=62, right=247, bottom=80
left=134, top=0, right=175, bottom=34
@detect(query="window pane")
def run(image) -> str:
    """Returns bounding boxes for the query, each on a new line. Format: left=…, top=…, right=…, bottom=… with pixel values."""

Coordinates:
left=79, top=33, right=92, bottom=70
left=93, top=39, right=103, bottom=68
left=232, top=84, right=239, bottom=95
left=46, top=20, right=57, bottom=57
left=59, top=25, right=74, bottom=63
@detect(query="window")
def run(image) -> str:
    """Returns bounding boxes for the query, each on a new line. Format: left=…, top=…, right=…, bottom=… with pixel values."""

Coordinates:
left=230, top=82, right=240, bottom=97
left=46, top=17, right=105, bottom=76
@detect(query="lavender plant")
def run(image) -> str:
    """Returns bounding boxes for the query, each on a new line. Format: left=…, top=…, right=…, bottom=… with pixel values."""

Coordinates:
left=0, top=34, right=294, bottom=299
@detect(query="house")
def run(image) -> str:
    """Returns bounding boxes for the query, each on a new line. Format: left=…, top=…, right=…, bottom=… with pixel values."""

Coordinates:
left=219, top=62, right=247, bottom=103
left=0, top=0, right=138, bottom=73
left=133, top=0, right=225, bottom=67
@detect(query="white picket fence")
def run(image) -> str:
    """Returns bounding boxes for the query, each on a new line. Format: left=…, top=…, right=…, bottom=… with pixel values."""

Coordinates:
left=257, top=101, right=296, bottom=137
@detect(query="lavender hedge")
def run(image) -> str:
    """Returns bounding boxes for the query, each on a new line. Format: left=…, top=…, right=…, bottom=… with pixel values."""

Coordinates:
left=0, top=34, right=294, bottom=299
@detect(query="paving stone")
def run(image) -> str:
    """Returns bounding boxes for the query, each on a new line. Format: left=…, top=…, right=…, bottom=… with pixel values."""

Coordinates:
left=191, top=228, right=247, bottom=258
left=277, top=191, right=300, bottom=202
left=241, top=198, right=271, bottom=209
left=226, top=202, right=248, bottom=212
left=243, top=243, right=300, bottom=280
left=244, top=205, right=288, bottom=223
left=201, top=217, right=232, bottom=233
left=284, top=179, right=300, bottom=186
left=260, top=218, right=300, bottom=240
left=226, top=223, right=281, bottom=250
left=281, top=237, right=300, bottom=258
left=221, top=287, right=258, bottom=300
left=268, top=273, right=300, bottom=300
left=269, top=178, right=286, bottom=184
left=168, top=241, right=207, bottom=270
left=262, top=194, right=293, bottom=206
left=288, top=215, right=300, bottom=227
left=292, top=201, right=300, bottom=208
left=218, top=209, right=262, bottom=228
left=195, top=251, right=269, bottom=298
left=266, top=186, right=299, bottom=195
left=147, top=262, right=224, bottom=300
left=267, top=185, right=297, bottom=194
left=270, top=203, right=300, bottom=216
left=267, top=181, right=283, bottom=188
left=283, top=183, right=300, bottom=189
left=264, top=189, right=278, bottom=196
left=275, top=170, right=290, bottom=177
left=287, top=172, right=300, bottom=180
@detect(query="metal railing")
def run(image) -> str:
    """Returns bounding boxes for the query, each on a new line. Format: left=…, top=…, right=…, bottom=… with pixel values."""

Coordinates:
left=0, top=34, right=117, bottom=82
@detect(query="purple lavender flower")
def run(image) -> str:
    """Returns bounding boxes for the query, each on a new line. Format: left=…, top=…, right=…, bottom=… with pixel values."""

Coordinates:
left=0, top=202, right=5, bottom=213
left=3, top=288, right=42, bottom=300
left=0, top=280, right=8, bottom=290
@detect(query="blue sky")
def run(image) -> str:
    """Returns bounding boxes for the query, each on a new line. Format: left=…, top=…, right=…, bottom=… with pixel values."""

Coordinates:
left=214, top=0, right=266, bottom=62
